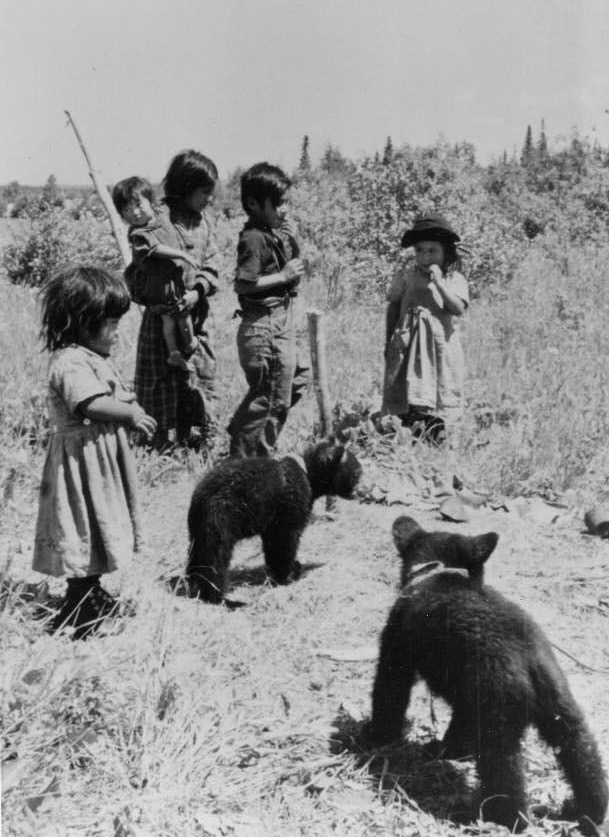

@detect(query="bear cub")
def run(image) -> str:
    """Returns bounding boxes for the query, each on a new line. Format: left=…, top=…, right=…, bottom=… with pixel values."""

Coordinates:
left=185, top=438, right=362, bottom=604
left=366, top=515, right=608, bottom=834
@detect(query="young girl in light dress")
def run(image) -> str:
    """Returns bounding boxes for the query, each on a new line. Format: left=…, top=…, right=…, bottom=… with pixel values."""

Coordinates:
left=33, top=265, right=157, bottom=638
left=382, top=214, right=469, bottom=443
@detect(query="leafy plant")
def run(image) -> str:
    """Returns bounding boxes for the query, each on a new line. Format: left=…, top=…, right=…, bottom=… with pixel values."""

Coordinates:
left=2, top=205, right=122, bottom=288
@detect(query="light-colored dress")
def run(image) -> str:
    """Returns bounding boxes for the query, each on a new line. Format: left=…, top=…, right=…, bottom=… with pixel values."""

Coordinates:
left=33, top=346, right=141, bottom=578
left=382, top=266, right=469, bottom=421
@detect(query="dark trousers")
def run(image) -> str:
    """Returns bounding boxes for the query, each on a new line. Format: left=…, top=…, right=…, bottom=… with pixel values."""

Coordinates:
left=227, top=301, right=309, bottom=457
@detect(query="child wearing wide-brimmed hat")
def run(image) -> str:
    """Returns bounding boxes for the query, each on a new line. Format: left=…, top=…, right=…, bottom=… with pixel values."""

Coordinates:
left=382, top=213, right=469, bottom=443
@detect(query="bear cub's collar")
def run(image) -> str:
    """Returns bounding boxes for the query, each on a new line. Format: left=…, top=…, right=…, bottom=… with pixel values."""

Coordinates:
left=400, top=560, right=469, bottom=594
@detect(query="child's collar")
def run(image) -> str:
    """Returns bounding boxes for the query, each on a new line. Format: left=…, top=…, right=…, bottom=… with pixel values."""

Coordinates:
left=244, top=218, right=277, bottom=235
left=165, top=199, right=202, bottom=223
left=130, top=217, right=163, bottom=233
left=64, top=343, right=111, bottom=360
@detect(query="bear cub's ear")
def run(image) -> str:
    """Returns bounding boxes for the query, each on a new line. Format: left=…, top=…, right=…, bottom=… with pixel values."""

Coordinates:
left=468, top=531, right=499, bottom=567
left=392, top=516, right=421, bottom=554
left=453, top=531, right=499, bottom=584
left=307, top=436, right=342, bottom=466
left=392, top=516, right=499, bottom=581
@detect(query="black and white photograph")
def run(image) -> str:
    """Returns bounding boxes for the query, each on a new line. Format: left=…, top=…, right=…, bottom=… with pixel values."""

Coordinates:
left=1, top=1, right=609, bottom=835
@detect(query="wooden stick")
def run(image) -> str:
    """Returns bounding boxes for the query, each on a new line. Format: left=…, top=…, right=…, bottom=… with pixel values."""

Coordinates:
left=307, top=310, right=337, bottom=514
left=307, top=309, right=332, bottom=436
left=64, top=110, right=131, bottom=268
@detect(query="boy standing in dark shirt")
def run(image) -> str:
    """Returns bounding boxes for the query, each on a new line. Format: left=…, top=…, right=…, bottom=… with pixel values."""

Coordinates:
left=227, top=162, right=309, bottom=457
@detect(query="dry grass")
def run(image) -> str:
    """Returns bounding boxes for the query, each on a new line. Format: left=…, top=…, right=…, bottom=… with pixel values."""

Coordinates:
left=1, top=233, right=609, bottom=835
left=2, top=473, right=609, bottom=836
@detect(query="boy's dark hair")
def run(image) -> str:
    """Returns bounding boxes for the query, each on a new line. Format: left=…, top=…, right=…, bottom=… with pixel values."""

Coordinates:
left=39, top=264, right=131, bottom=351
left=111, top=176, right=155, bottom=216
left=240, top=162, right=291, bottom=214
left=163, top=150, right=218, bottom=205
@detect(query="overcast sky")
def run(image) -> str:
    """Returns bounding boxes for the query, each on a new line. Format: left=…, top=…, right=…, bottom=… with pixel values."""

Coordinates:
left=2, top=0, right=608, bottom=185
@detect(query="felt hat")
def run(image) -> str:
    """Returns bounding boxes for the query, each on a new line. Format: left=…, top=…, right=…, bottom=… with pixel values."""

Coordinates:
left=400, top=214, right=461, bottom=248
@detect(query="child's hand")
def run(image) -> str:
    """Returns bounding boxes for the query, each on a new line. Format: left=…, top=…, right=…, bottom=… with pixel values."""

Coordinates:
left=284, top=258, right=304, bottom=282
left=427, top=264, right=443, bottom=284
left=171, top=289, right=199, bottom=314
left=279, top=218, right=297, bottom=239
left=130, top=404, right=158, bottom=440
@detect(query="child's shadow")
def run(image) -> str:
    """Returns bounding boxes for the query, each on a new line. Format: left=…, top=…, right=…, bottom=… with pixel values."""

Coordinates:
left=164, top=561, right=324, bottom=609
left=329, top=707, right=477, bottom=826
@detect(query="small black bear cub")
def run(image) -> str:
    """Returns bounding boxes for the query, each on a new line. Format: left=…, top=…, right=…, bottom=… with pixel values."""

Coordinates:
left=186, top=438, right=362, bottom=604
left=367, top=515, right=608, bottom=833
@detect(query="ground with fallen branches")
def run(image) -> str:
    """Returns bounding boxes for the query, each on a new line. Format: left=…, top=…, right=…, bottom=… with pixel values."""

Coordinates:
left=2, top=442, right=608, bottom=836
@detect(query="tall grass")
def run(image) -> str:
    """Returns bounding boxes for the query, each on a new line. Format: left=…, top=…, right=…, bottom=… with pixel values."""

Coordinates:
left=1, top=227, right=609, bottom=835
left=464, top=240, right=609, bottom=493
left=1, top=232, right=608, bottom=502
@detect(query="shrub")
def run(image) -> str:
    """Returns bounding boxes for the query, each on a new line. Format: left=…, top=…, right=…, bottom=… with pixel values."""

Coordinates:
left=2, top=206, right=123, bottom=288
left=2, top=134, right=608, bottom=496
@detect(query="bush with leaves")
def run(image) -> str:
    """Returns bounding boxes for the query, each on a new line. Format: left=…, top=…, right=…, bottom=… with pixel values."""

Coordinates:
left=290, top=140, right=527, bottom=301
left=2, top=205, right=123, bottom=288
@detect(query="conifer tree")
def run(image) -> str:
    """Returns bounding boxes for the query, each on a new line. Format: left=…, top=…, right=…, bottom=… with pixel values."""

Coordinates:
left=320, top=143, right=351, bottom=176
left=298, top=135, right=311, bottom=173
left=42, top=174, right=60, bottom=206
left=537, top=119, right=548, bottom=159
left=520, top=124, right=534, bottom=166
left=382, top=136, right=394, bottom=165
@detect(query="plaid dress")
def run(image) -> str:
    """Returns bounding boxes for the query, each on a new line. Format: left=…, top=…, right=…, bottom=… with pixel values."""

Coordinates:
left=134, top=204, right=220, bottom=442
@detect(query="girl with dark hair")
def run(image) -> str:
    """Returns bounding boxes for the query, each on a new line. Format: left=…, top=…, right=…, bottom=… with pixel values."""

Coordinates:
left=382, top=214, right=469, bottom=443
left=133, top=150, right=221, bottom=450
left=34, top=264, right=156, bottom=638
left=163, top=149, right=218, bottom=207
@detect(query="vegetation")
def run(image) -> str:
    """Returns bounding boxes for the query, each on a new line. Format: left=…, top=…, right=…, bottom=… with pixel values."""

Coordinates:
left=1, top=129, right=609, bottom=836
left=3, top=128, right=609, bottom=495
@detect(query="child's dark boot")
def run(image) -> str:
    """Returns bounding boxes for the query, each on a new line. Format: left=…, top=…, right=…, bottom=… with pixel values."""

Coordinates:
left=425, top=415, right=447, bottom=446
left=87, top=575, right=119, bottom=617
left=51, top=576, right=118, bottom=640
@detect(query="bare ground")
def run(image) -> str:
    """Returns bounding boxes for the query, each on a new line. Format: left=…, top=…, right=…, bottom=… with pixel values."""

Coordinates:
left=1, top=450, right=609, bottom=836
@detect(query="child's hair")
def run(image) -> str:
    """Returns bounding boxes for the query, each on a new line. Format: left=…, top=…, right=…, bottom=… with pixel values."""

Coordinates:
left=441, top=241, right=463, bottom=273
left=163, top=150, right=218, bottom=206
left=240, top=162, right=291, bottom=214
left=111, top=176, right=156, bottom=216
left=40, top=264, right=131, bottom=351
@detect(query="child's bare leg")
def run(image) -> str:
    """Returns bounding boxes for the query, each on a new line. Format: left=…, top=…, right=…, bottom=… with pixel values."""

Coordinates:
left=176, top=313, right=197, bottom=354
left=162, top=315, right=190, bottom=371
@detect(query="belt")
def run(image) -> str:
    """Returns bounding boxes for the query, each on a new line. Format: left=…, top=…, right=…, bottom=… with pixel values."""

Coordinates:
left=237, top=292, right=293, bottom=311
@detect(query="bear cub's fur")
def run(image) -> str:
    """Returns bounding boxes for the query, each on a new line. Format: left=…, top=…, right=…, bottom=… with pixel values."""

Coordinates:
left=186, top=438, right=362, bottom=604
left=366, top=515, right=608, bottom=833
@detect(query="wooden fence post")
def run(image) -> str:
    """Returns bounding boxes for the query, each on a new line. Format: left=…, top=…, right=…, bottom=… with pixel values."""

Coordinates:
left=307, top=309, right=337, bottom=513
left=64, top=110, right=131, bottom=269
left=307, top=309, right=332, bottom=436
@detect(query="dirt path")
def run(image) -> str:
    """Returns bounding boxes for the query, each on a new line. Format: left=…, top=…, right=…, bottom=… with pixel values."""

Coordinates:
left=2, top=457, right=608, bottom=836
left=132, top=463, right=609, bottom=748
